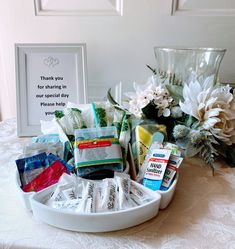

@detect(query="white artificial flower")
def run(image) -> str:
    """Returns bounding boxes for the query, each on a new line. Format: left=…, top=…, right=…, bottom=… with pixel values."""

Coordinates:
left=180, top=75, right=235, bottom=145
left=125, top=76, right=175, bottom=118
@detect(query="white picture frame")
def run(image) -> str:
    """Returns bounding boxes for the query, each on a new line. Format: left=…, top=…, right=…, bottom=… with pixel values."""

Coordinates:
left=15, top=43, right=88, bottom=137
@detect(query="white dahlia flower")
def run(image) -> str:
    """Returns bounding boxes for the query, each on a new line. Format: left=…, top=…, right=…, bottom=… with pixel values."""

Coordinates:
left=180, top=76, right=235, bottom=145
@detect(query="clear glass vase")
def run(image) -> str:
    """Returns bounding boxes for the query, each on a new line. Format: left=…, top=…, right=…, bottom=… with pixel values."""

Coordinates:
left=154, top=47, right=226, bottom=85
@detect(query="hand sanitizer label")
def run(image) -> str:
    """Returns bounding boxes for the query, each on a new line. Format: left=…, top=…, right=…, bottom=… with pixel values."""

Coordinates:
left=142, top=149, right=171, bottom=191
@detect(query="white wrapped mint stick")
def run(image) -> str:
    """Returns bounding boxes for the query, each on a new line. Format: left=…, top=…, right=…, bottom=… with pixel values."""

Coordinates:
left=46, top=174, right=82, bottom=206
left=96, top=178, right=117, bottom=212
left=130, top=182, right=153, bottom=205
left=76, top=181, right=96, bottom=213
left=51, top=199, right=81, bottom=211
left=115, top=172, right=131, bottom=210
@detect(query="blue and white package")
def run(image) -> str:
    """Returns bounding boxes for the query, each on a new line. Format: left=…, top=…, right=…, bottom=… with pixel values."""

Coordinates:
left=142, top=149, right=171, bottom=191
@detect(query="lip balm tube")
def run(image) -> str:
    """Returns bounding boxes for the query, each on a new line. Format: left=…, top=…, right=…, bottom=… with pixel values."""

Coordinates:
left=160, top=154, right=183, bottom=190
left=115, top=172, right=131, bottom=210
left=142, top=149, right=171, bottom=191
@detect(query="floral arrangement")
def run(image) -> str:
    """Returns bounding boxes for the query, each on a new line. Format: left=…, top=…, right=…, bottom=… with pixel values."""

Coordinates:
left=108, top=66, right=235, bottom=171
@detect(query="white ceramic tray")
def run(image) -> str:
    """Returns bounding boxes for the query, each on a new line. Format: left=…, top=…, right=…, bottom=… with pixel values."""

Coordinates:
left=29, top=181, right=161, bottom=232
left=158, top=175, right=178, bottom=209
left=16, top=170, right=178, bottom=211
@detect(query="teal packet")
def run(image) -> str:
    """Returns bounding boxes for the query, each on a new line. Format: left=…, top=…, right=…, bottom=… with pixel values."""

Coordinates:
left=32, top=134, right=60, bottom=143
left=74, top=126, right=123, bottom=178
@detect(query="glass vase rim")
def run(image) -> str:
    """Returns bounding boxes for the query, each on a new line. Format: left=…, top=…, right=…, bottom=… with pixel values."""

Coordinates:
left=154, top=46, right=226, bottom=53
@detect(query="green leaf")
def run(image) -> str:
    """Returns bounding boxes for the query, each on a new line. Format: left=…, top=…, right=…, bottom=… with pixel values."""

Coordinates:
left=146, top=64, right=157, bottom=75
left=107, top=88, right=119, bottom=106
left=165, top=84, right=183, bottom=104
left=55, top=110, right=64, bottom=119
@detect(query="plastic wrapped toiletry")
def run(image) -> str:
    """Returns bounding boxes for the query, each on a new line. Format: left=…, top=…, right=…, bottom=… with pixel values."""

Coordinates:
left=142, top=149, right=171, bottom=191
left=32, top=134, right=60, bottom=143
left=47, top=153, right=74, bottom=173
left=130, top=182, right=153, bottom=205
left=92, top=102, right=115, bottom=128
left=115, top=172, right=131, bottom=210
left=96, top=178, right=117, bottom=212
left=22, top=160, right=69, bottom=192
left=74, top=126, right=123, bottom=177
left=46, top=174, right=83, bottom=207
left=160, top=154, right=183, bottom=190
left=15, top=152, right=49, bottom=187
left=55, top=108, right=87, bottom=136
left=76, top=181, right=96, bottom=213
left=23, top=142, right=63, bottom=159
left=132, top=122, right=166, bottom=171
left=136, top=141, right=163, bottom=183
left=163, top=142, right=182, bottom=157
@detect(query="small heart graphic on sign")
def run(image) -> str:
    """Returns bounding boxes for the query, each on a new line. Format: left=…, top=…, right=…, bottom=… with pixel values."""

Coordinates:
left=43, top=56, right=59, bottom=67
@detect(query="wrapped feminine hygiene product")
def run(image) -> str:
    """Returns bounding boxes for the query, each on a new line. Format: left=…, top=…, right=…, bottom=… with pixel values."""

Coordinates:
left=74, top=126, right=123, bottom=178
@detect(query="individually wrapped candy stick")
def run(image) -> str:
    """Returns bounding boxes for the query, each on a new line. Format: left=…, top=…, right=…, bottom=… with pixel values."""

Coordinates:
left=50, top=199, right=81, bottom=211
left=96, top=178, right=117, bottom=212
left=46, top=174, right=83, bottom=207
left=76, top=181, right=96, bottom=213
left=130, top=182, right=153, bottom=205
left=115, top=172, right=131, bottom=210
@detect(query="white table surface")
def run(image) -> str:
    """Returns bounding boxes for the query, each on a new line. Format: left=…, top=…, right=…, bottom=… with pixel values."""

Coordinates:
left=1, top=118, right=235, bottom=249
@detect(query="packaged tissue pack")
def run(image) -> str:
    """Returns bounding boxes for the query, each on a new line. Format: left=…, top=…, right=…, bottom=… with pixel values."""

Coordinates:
left=74, top=126, right=123, bottom=177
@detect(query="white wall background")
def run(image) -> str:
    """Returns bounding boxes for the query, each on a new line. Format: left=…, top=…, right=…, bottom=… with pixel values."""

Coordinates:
left=1, top=0, right=235, bottom=120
